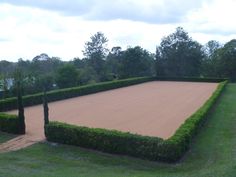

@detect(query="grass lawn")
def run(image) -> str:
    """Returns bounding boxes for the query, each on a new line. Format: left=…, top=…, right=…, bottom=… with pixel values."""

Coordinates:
left=0, top=84, right=235, bottom=177
left=0, top=132, right=16, bottom=144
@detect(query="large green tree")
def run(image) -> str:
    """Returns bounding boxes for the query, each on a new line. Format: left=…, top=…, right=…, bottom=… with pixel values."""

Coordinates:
left=0, top=60, right=15, bottom=76
left=216, top=39, right=236, bottom=81
left=106, top=46, right=123, bottom=79
left=55, top=64, right=79, bottom=89
left=201, top=40, right=222, bottom=77
left=0, top=74, right=9, bottom=99
left=72, top=58, right=100, bottom=84
left=156, top=27, right=204, bottom=77
left=12, top=55, right=62, bottom=95
left=119, top=46, right=155, bottom=78
left=83, top=32, right=109, bottom=81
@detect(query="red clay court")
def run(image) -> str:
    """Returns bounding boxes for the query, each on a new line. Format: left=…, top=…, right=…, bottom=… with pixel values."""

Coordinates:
left=7, top=81, right=218, bottom=142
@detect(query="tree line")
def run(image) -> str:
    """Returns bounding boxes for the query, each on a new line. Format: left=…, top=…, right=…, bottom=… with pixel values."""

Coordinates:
left=0, top=27, right=236, bottom=99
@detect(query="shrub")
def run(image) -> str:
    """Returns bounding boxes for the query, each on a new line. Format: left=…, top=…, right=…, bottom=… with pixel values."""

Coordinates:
left=156, top=76, right=227, bottom=83
left=162, top=80, right=228, bottom=161
left=0, top=113, right=19, bottom=134
left=45, top=122, right=165, bottom=161
left=45, top=80, right=227, bottom=162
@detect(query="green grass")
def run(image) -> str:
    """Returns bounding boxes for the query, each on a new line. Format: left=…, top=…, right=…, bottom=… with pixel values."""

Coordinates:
left=0, top=84, right=235, bottom=177
left=0, top=132, right=16, bottom=144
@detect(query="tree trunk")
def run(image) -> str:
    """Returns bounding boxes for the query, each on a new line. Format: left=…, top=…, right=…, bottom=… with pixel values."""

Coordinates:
left=43, top=88, right=49, bottom=126
left=17, top=80, right=25, bottom=134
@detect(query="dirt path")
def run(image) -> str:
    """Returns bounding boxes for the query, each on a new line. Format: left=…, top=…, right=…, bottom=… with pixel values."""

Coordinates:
left=0, top=134, right=44, bottom=153
left=1, top=81, right=218, bottom=152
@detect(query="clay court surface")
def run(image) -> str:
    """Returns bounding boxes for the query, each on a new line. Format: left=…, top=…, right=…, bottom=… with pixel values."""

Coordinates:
left=1, top=81, right=218, bottom=152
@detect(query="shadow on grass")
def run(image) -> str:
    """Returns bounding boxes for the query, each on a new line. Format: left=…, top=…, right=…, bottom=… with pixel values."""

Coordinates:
left=0, top=131, right=17, bottom=144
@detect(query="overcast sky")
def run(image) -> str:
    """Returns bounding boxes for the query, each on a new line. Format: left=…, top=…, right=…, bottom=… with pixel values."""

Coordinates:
left=0, top=0, right=236, bottom=62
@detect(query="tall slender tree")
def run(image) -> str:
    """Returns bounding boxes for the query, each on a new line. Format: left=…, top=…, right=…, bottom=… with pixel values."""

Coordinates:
left=43, top=88, right=49, bottom=126
left=16, top=71, right=25, bottom=134
left=83, top=32, right=109, bottom=81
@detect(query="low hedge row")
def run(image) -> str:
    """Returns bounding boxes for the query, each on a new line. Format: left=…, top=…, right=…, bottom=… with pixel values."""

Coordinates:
left=156, top=76, right=227, bottom=83
left=0, top=113, right=19, bottom=134
left=45, top=80, right=228, bottom=162
left=45, top=123, right=165, bottom=161
left=0, top=77, right=155, bottom=111
left=160, top=80, right=228, bottom=161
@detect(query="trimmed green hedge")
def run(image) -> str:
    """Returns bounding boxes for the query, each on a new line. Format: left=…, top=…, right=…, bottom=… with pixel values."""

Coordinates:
left=0, top=113, right=19, bottom=134
left=160, top=80, right=228, bottom=161
left=156, top=76, right=227, bottom=83
left=0, top=77, right=155, bottom=112
left=45, top=123, right=165, bottom=161
left=45, top=80, right=228, bottom=162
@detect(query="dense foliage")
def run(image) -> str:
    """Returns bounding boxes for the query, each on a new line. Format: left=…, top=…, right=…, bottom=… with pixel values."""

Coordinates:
left=119, top=46, right=155, bottom=78
left=45, top=122, right=165, bottom=161
left=216, top=40, right=236, bottom=81
left=156, top=27, right=203, bottom=77
left=156, top=76, right=226, bottom=82
left=55, top=64, right=79, bottom=89
left=0, top=113, right=19, bottom=134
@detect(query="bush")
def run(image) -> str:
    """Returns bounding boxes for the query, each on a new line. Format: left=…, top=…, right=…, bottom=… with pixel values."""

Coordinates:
left=162, top=80, right=228, bottom=161
left=45, top=122, right=166, bottom=161
left=0, top=113, right=20, bottom=134
left=45, top=80, right=227, bottom=162
left=156, top=76, right=227, bottom=83
left=0, top=77, right=155, bottom=111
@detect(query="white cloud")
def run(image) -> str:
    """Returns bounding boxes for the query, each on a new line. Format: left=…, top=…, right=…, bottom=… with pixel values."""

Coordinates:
left=0, top=3, right=177, bottom=61
left=0, top=0, right=235, bottom=61
left=184, top=0, right=236, bottom=42
left=0, top=0, right=204, bottom=24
